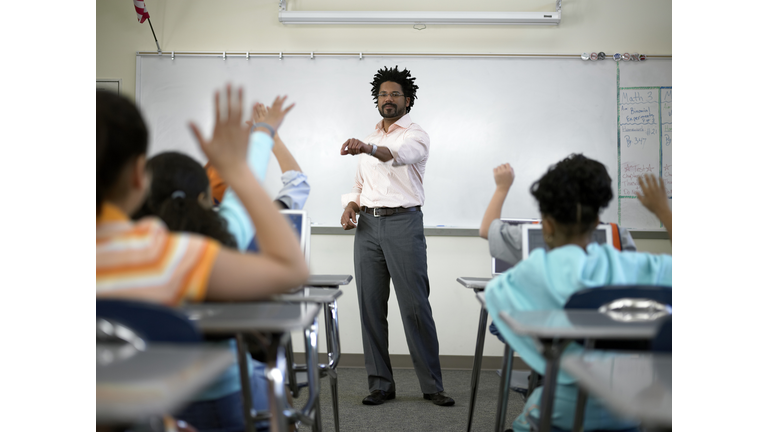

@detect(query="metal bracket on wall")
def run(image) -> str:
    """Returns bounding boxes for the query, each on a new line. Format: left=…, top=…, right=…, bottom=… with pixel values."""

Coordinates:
left=279, top=0, right=286, bottom=12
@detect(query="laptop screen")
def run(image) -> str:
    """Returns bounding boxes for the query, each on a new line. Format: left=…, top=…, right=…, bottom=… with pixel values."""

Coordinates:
left=280, top=210, right=310, bottom=264
left=492, top=223, right=615, bottom=275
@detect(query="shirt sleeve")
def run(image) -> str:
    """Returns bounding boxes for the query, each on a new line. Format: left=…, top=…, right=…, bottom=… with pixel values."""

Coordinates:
left=341, top=160, right=363, bottom=208
left=388, top=128, right=429, bottom=167
left=487, top=219, right=524, bottom=266
left=218, top=131, right=274, bottom=250
left=618, top=226, right=637, bottom=251
left=176, top=233, right=222, bottom=304
left=274, top=170, right=310, bottom=210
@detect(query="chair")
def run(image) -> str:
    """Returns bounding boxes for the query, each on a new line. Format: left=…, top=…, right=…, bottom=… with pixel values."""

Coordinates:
left=96, top=298, right=202, bottom=343
left=563, top=285, right=671, bottom=432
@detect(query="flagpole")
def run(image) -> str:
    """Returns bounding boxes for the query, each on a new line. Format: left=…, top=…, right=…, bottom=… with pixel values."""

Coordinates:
left=146, top=17, right=162, bottom=54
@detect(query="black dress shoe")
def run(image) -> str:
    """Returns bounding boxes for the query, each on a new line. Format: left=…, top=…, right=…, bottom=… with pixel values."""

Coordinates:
left=423, top=391, right=455, bottom=406
left=362, top=390, right=396, bottom=405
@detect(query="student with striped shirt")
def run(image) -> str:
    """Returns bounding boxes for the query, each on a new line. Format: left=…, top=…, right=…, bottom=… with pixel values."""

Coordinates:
left=96, top=86, right=308, bottom=432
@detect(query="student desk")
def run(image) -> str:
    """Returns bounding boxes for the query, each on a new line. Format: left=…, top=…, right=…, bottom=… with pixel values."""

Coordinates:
left=497, top=309, right=667, bottom=432
left=562, top=352, right=672, bottom=429
left=305, top=274, right=353, bottom=287
left=184, top=302, right=322, bottom=432
left=96, top=344, right=235, bottom=425
left=273, top=287, right=345, bottom=432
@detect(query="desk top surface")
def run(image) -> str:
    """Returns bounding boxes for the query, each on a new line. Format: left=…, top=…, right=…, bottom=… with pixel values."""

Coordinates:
left=561, top=352, right=672, bottom=426
left=498, top=310, right=665, bottom=339
left=457, top=276, right=493, bottom=289
left=274, top=287, right=344, bottom=303
left=306, top=274, right=353, bottom=287
left=183, top=302, right=321, bottom=334
left=96, top=344, right=234, bottom=424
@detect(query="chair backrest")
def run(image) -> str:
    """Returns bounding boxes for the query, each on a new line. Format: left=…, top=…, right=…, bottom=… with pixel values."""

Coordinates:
left=96, top=299, right=202, bottom=343
left=564, top=285, right=672, bottom=352
left=650, top=315, right=672, bottom=353
left=565, top=285, right=672, bottom=309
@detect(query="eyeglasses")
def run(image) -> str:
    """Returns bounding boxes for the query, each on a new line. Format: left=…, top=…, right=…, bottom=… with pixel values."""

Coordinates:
left=377, top=92, right=405, bottom=98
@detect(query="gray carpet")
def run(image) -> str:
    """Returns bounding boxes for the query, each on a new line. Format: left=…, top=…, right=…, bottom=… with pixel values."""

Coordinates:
left=293, top=367, right=526, bottom=432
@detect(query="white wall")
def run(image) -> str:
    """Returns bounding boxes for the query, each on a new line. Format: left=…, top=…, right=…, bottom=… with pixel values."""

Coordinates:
left=97, top=0, right=672, bottom=357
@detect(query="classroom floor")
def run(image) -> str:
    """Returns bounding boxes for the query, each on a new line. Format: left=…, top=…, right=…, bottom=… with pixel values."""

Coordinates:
left=293, top=367, right=526, bottom=432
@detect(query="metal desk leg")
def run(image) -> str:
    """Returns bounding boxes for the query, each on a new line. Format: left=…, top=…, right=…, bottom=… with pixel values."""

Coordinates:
left=538, top=340, right=570, bottom=432
left=323, top=300, right=341, bottom=432
left=572, top=339, right=594, bottom=432
left=236, top=333, right=257, bottom=432
left=466, top=306, right=488, bottom=432
left=302, top=318, right=322, bottom=432
left=265, top=333, right=291, bottom=432
left=494, top=344, right=514, bottom=432
left=285, top=334, right=301, bottom=398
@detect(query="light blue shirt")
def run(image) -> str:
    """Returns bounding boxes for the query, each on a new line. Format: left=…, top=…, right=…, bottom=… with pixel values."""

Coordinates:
left=485, top=243, right=671, bottom=431
left=218, top=131, right=274, bottom=250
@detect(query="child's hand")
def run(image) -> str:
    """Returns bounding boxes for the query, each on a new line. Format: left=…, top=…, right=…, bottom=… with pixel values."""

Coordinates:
left=493, top=163, right=515, bottom=190
left=636, top=174, right=670, bottom=216
left=190, top=85, right=252, bottom=178
left=246, top=102, right=270, bottom=127
left=259, top=95, right=294, bottom=133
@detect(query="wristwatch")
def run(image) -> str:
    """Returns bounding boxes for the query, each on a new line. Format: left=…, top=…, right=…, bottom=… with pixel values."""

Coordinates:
left=369, top=143, right=378, bottom=156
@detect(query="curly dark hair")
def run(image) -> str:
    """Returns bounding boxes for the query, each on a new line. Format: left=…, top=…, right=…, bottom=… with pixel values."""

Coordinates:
left=370, top=65, right=418, bottom=113
left=530, top=154, right=613, bottom=235
left=132, top=152, right=237, bottom=248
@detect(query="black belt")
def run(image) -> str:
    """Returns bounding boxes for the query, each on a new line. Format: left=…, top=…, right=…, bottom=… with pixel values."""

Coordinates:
left=361, top=206, right=421, bottom=217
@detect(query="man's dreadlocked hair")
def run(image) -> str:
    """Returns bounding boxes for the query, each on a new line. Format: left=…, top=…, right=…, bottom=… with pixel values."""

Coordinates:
left=370, top=65, right=418, bottom=113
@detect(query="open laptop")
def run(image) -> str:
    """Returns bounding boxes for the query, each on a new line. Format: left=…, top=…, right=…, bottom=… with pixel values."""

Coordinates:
left=491, top=220, right=615, bottom=275
left=521, top=224, right=614, bottom=260
left=280, top=209, right=311, bottom=266
left=246, top=210, right=311, bottom=266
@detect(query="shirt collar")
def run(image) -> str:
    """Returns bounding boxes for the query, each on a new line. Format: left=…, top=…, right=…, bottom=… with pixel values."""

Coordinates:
left=98, top=202, right=130, bottom=224
left=375, top=113, right=413, bottom=132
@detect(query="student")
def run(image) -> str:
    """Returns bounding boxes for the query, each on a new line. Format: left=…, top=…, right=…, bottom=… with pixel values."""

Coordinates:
left=479, top=162, right=640, bottom=341
left=96, top=86, right=308, bottom=432
left=131, top=151, right=237, bottom=249
left=482, top=154, right=671, bottom=432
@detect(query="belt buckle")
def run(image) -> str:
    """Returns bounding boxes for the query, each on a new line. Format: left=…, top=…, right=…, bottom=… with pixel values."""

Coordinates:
left=373, top=207, right=381, bottom=217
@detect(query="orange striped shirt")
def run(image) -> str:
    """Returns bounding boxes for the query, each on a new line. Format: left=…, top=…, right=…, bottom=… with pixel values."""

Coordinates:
left=96, top=203, right=221, bottom=306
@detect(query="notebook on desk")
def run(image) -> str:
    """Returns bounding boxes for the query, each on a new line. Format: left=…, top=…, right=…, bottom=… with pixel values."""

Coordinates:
left=491, top=220, right=615, bottom=275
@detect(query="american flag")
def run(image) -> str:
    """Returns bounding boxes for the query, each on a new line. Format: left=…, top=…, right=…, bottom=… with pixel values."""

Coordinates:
left=134, top=0, right=150, bottom=23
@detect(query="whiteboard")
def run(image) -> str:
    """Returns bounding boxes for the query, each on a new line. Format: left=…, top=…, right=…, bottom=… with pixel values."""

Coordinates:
left=136, top=54, right=671, bottom=228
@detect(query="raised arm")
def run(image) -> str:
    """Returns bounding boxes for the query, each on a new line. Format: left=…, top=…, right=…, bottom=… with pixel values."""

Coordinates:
left=189, top=86, right=308, bottom=300
left=636, top=174, right=672, bottom=242
left=480, top=163, right=515, bottom=239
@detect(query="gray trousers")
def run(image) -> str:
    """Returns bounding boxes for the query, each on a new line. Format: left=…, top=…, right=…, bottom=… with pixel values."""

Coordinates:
left=353, top=210, right=444, bottom=394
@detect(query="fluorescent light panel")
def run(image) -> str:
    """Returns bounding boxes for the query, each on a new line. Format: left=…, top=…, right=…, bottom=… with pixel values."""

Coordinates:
left=278, top=11, right=560, bottom=25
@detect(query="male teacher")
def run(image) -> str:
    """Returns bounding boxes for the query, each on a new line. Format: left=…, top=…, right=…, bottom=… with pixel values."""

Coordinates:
left=339, top=66, right=453, bottom=407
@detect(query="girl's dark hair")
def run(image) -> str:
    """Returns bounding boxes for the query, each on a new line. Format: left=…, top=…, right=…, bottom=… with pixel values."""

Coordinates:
left=530, top=154, right=613, bottom=235
left=96, top=90, right=148, bottom=215
left=370, top=65, right=418, bottom=113
left=133, top=152, right=237, bottom=248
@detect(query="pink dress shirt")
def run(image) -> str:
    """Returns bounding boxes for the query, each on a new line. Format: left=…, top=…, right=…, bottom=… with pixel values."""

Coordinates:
left=341, top=114, right=430, bottom=209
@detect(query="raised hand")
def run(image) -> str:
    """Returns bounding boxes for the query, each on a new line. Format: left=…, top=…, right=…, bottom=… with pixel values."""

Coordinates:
left=636, top=174, right=669, bottom=216
left=493, top=163, right=515, bottom=190
left=190, top=85, right=251, bottom=179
